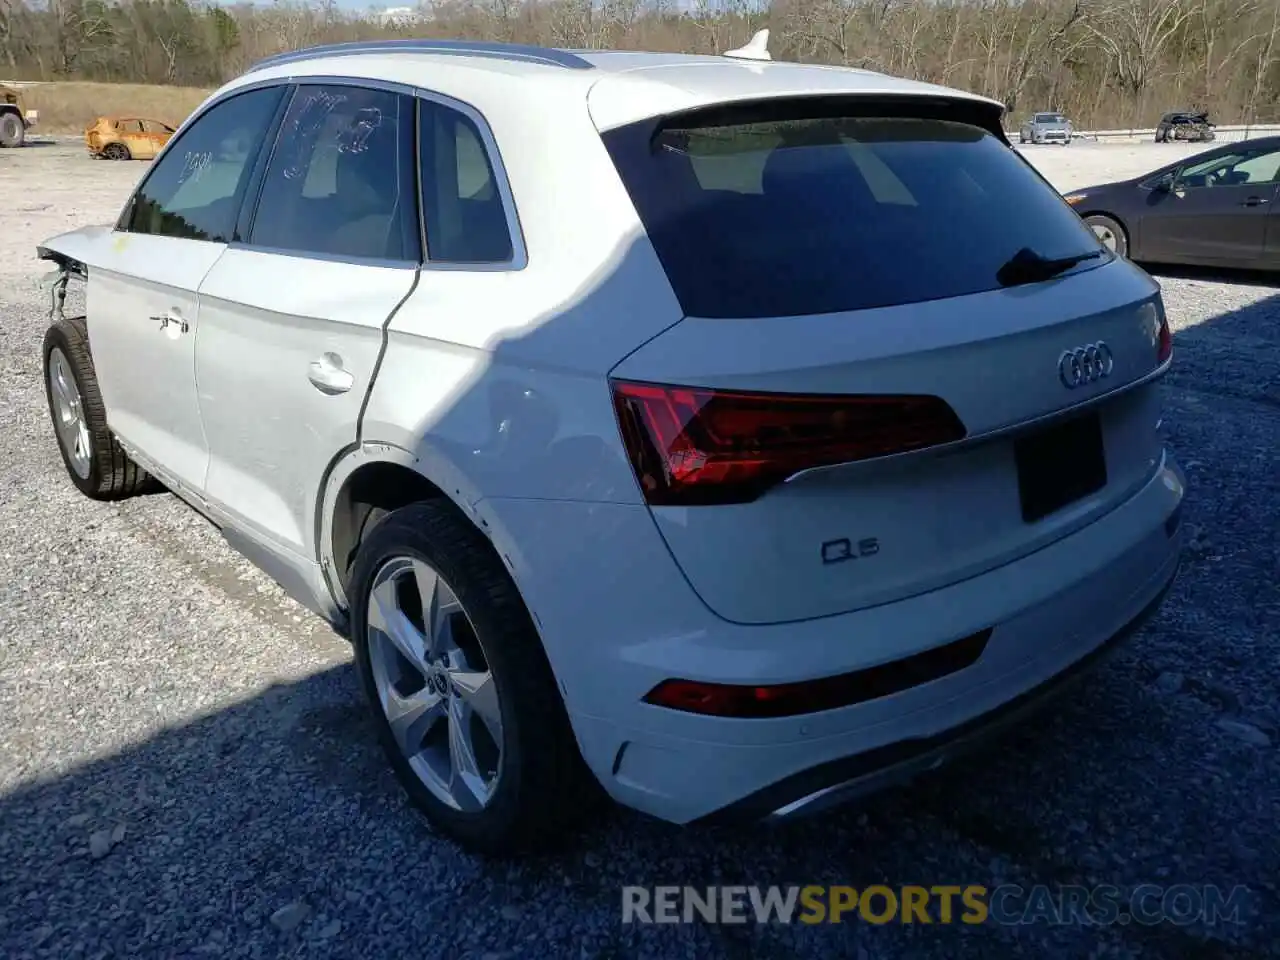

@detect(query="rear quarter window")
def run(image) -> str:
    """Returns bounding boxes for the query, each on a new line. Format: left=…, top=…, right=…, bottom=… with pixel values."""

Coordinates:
left=602, top=104, right=1105, bottom=318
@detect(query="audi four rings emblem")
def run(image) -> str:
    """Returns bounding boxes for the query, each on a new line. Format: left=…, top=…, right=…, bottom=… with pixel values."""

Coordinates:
left=1058, top=341, right=1114, bottom=389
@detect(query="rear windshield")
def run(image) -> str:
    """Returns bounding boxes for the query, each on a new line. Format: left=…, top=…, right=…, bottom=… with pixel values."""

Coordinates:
left=602, top=106, right=1105, bottom=318
left=1035, top=113, right=1066, bottom=122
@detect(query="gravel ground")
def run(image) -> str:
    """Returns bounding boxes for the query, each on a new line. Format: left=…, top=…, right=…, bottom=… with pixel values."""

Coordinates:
left=1, top=139, right=1277, bottom=960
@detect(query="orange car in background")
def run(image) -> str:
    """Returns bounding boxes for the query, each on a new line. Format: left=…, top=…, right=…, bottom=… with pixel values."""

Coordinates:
left=85, top=116, right=176, bottom=160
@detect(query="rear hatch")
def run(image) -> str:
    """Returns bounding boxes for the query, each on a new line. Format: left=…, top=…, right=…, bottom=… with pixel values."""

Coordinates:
left=600, top=95, right=1172, bottom=626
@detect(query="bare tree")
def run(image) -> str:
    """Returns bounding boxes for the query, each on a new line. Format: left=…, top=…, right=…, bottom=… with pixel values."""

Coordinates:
left=1080, top=0, right=1195, bottom=97
left=5, top=0, right=1280, bottom=129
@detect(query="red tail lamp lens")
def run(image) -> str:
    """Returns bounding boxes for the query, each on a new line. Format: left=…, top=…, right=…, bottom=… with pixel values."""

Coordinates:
left=1157, top=314, right=1173, bottom=365
left=611, top=380, right=966, bottom=506
left=643, top=629, right=992, bottom=718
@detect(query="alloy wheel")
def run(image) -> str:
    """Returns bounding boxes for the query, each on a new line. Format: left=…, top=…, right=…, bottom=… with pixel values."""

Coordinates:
left=1091, top=223, right=1119, bottom=252
left=48, top=346, right=92, bottom=478
left=365, top=555, right=504, bottom=812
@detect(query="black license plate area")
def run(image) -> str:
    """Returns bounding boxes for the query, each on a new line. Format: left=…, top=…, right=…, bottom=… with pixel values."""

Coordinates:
left=1014, top=412, right=1108, bottom=523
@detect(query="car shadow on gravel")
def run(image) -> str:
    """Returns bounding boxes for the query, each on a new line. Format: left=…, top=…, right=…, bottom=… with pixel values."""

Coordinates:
left=1, top=648, right=1273, bottom=960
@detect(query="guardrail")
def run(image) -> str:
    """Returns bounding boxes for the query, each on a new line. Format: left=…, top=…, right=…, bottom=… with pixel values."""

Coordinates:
left=1008, top=123, right=1280, bottom=143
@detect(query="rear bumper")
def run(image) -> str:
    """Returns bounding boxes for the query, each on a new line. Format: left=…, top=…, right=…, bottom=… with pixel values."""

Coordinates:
left=696, top=558, right=1179, bottom=825
left=481, top=451, right=1185, bottom=825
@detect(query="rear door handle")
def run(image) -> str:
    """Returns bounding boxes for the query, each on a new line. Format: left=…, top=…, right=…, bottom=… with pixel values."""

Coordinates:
left=308, top=353, right=354, bottom=395
left=1241, top=196, right=1269, bottom=206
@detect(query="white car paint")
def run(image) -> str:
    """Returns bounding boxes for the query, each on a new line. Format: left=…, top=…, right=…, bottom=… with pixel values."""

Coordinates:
left=196, top=249, right=416, bottom=560
left=37, top=40, right=1184, bottom=830
left=85, top=232, right=223, bottom=493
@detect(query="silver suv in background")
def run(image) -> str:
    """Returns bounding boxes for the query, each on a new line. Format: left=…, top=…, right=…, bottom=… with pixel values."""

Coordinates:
left=1020, top=112, right=1073, bottom=145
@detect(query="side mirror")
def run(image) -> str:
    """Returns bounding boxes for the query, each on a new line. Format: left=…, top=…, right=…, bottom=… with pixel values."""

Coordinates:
left=1152, top=171, right=1178, bottom=193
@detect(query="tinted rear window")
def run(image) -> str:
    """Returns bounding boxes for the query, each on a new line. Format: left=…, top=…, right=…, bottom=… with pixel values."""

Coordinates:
left=602, top=106, right=1105, bottom=318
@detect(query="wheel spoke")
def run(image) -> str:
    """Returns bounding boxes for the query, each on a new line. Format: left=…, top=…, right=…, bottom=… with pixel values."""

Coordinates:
left=384, top=685, right=446, bottom=756
left=414, top=560, right=461, bottom=659
left=369, top=575, right=428, bottom=669
left=449, top=667, right=502, bottom=745
left=51, top=359, right=73, bottom=408
left=446, top=697, right=487, bottom=811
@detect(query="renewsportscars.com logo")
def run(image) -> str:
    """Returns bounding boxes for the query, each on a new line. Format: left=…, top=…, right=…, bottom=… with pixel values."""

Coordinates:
left=621, top=884, right=1251, bottom=926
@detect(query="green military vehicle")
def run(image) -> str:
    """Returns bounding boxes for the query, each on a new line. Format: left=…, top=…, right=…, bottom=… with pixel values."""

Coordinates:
left=0, top=83, right=39, bottom=147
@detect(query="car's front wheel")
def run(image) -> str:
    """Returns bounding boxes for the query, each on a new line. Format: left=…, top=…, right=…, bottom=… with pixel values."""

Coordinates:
left=1084, top=213, right=1129, bottom=258
left=348, top=500, right=601, bottom=856
left=42, top=317, right=161, bottom=500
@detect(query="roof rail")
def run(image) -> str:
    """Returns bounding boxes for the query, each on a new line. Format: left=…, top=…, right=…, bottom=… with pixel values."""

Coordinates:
left=247, top=39, right=596, bottom=74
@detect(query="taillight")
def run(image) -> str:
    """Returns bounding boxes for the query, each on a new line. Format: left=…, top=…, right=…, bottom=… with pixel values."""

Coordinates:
left=643, top=628, right=992, bottom=718
left=611, top=380, right=966, bottom=506
left=1156, top=313, right=1173, bottom=365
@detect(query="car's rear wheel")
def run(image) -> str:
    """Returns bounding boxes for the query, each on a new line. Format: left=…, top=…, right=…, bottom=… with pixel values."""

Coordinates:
left=1084, top=214, right=1128, bottom=258
left=0, top=111, right=24, bottom=148
left=349, top=500, right=601, bottom=856
left=102, top=142, right=130, bottom=160
left=42, top=317, right=161, bottom=500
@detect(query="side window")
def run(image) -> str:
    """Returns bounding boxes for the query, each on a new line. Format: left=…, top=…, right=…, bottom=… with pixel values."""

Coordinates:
left=1177, top=149, right=1280, bottom=189
left=248, top=84, right=419, bottom=263
left=1229, top=148, right=1280, bottom=185
left=419, top=99, right=514, bottom=264
left=124, top=86, right=284, bottom=243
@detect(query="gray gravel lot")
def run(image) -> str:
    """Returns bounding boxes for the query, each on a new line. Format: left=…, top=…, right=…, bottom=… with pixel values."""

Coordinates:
left=1, top=139, right=1277, bottom=960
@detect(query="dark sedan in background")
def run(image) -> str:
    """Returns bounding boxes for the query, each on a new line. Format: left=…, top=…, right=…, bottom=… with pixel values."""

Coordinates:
left=1063, top=135, right=1280, bottom=269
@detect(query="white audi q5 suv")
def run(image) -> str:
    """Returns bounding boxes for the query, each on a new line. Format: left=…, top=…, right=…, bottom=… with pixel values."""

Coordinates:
left=37, top=35, right=1185, bottom=855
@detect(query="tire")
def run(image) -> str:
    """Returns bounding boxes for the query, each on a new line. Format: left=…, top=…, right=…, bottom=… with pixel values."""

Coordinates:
left=42, top=317, right=161, bottom=500
left=1084, top=213, right=1129, bottom=258
left=102, top=142, right=130, bottom=160
left=0, top=111, right=24, bottom=148
left=349, top=500, right=602, bottom=856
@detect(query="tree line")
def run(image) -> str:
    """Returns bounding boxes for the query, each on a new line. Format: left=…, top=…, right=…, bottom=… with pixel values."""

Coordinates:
left=3, top=0, right=1280, bottom=128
